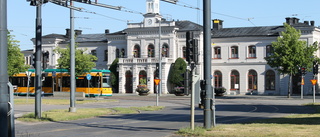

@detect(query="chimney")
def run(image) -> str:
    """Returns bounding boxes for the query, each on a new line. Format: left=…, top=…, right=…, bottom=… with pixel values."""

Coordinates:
left=293, top=17, right=299, bottom=24
left=212, top=19, right=223, bottom=30
left=75, top=30, right=82, bottom=36
left=65, top=29, right=70, bottom=38
left=304, top=21, right=309, bottom=25
left=285, top=17, right=293, bottom=25
left=105, top=29, right=110, bottom=34
left=310, top=21, right=315, bottom=26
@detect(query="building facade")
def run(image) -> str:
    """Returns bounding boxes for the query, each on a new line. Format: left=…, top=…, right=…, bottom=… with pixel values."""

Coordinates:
left=23, top=0, right=320, bottom=96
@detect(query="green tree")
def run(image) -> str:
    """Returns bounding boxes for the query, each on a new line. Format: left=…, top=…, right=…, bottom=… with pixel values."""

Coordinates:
left=54, top=46, right=97, bottom=76
left=7, top=32, right=29, bottom=76
left=109, top=58, right=119, bottom=93
left=168, top=58, right=187, bottom=87
left=265, top=23, right=318, bottom=97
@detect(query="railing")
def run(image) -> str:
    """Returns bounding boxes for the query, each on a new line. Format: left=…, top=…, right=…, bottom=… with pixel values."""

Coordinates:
left=119, top=58, right=174, bottom=64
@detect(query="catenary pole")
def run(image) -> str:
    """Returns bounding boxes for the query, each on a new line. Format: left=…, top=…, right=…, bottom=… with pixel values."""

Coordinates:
left=69, top=0, right=76, bottom=112
left=203, top=0, right=215, bottom=129
left=158, top=16, right=162, bottom=97
left=0, top=0, right=9, bottom=136
left=35, top=1, right=43, bottom=119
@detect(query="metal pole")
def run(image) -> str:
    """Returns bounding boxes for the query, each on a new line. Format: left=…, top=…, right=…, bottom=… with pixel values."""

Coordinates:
left=190, top=67, right=195, bottom=130
left=0, top=0, right=9, bottom=135
left=203, top=0, right=214, bottom=129
left=8, top=82, right=15, bottom=137
left=301, top=75, right=304, bottom=99
left=69, top=0, right=76, bottom=112
left=35, top=1, right=42, bottom=119
left=156, top=85, right=159, bottom=106
left=158, top=17, right=162, bottom=96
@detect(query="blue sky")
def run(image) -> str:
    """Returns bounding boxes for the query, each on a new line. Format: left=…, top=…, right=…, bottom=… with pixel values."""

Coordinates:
left=8, top=0, right=320, bottom=50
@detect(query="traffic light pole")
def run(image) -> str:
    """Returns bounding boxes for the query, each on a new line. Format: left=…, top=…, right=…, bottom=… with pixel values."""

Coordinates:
left=35, top=2, right=43, bottom=119
left=0, top=0, right=9, bottom=136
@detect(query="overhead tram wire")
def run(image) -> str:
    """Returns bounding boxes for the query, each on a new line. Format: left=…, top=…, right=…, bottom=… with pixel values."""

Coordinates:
left=48, top=1, right=144, bottom=23
left=167, top=1, right=256, bottom=26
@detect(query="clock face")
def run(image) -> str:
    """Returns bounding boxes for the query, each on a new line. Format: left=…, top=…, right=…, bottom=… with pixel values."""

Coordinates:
left=147, top=19, right=152, bottom=25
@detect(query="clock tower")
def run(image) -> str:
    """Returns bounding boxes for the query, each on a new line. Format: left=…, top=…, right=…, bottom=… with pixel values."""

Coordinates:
left=144, top=0, right=160, bottom=27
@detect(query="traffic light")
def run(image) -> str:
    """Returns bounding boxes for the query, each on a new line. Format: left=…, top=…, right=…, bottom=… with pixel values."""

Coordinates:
left=313, top=61, right=318, bottom=75
left=199, top=80, right=206, bottom=109
left=27, top=0, right=49, bottom=6
left=184, top=70, right=190, bottom=95
left=186, top=31, right=194, bottom=64
left=155, top=63, right=159, bottom=79
left=42, top=51, right=49, bottom=70
left=301, top=67, right=306, bottom=75
left=32, top=53, right=36, bottom=68
left=192, top=39, right=199, bottom=64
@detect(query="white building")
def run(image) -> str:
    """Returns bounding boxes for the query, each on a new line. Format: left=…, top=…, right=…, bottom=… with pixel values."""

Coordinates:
left=23, top=0, right=320, bottom=96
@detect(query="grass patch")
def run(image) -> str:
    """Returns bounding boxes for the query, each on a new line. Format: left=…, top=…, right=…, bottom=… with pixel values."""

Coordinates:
left=17, top=106, right=164, bottom=122
left=14, top=98, right=117, bottom=105
left=176, top=103, right=320, bottom=137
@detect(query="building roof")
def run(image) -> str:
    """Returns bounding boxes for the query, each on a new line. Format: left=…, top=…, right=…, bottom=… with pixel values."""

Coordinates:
left=175, top=20, right=203, bottom=31
left=41, top=33, right=108, bottom=43
left=212, top=26, right=282, bottom=38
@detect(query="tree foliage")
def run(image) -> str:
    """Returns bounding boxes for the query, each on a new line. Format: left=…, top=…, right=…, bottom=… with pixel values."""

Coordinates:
left=7, top=32, right=29, bottom=76
left=54, top=46, right=97, bottom=76
left=265, top=23, right=318, bottom=75
left=109, top=58, right=119, bottom=92
left=168, top=58, right=187, bottom=87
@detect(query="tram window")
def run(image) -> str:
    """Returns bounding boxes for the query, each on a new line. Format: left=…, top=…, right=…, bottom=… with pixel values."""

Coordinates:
left=62, top=77, right=70, bottom=87
left=42, top=77, right=52, bottom=87
left=76, top=79, right=87, bottom=87
left=102, top=77, right=110, bottom=87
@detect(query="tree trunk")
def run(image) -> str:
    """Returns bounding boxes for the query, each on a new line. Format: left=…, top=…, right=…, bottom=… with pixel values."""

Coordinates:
left=288, top=74, right=292, bottom=98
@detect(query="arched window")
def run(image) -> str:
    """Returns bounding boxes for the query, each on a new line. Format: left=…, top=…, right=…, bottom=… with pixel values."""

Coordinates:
left=266, top=45, right=274, bottom=57
left=133, top=45, right=140, bottom=58
left=231, top=46, right=238, bottom=58
left=248, top=45, right=256, bottom=58
left=265, top=70, right=275, bottom=90
left=139, top=70, right=147, bottom=85
left=248, top=70, right=257, bottom=90
left=148, top=44, right=155, bottom=57
left=230, top=70, right=239, bottom=90
left=214, top=46, right=221, bottom=59
left=214, top=71, right=222, bottom=88
left=162, top=44, right=169, bottom=57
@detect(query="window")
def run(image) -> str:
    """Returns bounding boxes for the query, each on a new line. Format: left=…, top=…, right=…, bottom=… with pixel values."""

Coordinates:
left=231, top=46, right=238, bottom=58
left=248, top=45, right=256, bottom=58
left=214, top=47, right=221, bottom=59
left=162, top=44, right=169, bottom=57
left=230, top=70, right=239, bottom=90
left=116, top=49, right=120, bottom=58
left=266, top=45, right=274, bottom=57
left=104, top=50, right=108, bottom=61
left=120, top=48, right=125, bottom=58
left=91, top=50, right=97, bottom=57
left=265, top=70, right=275, bottom=90
left=214, top=71, right=222, bottom=88
left=148, top=44, right=155, bottom=57
left=248, top=70, right=257, bottom=90
left=182, top=46, right=186, bottom=58
left=133, top=45, right=140, bottom=58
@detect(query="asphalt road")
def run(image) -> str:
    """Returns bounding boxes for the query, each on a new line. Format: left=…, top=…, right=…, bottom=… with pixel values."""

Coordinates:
left=14, top=95, right=318, bottom=137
